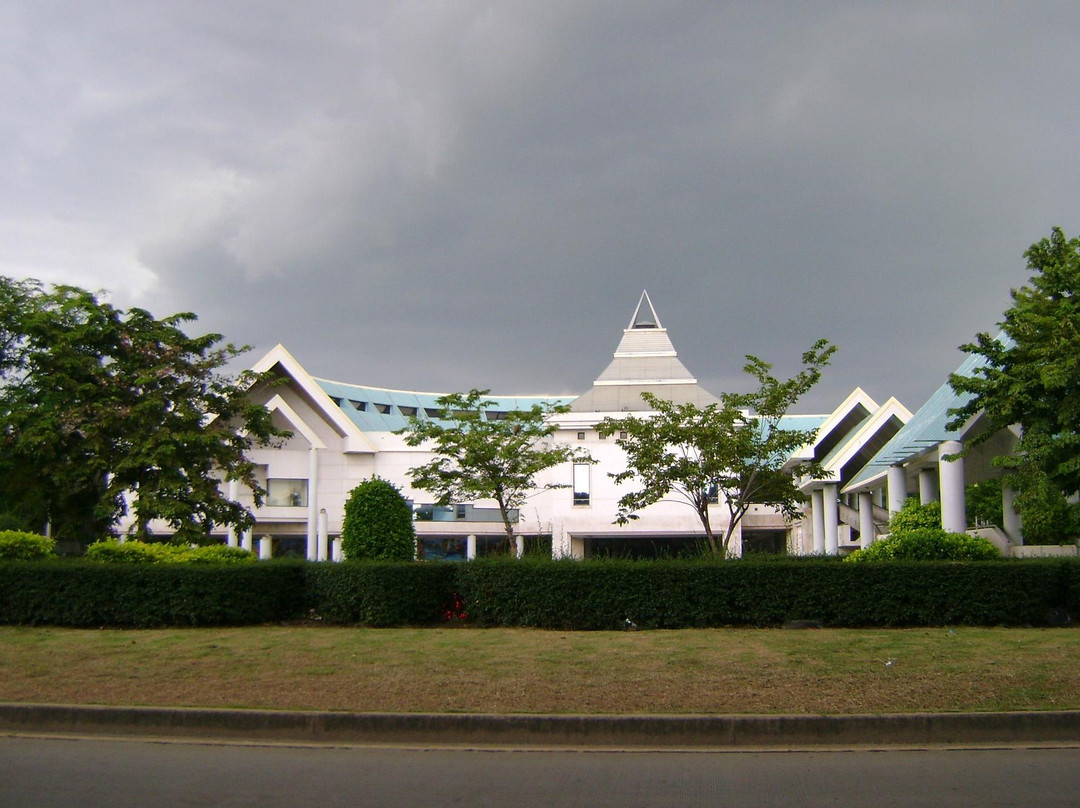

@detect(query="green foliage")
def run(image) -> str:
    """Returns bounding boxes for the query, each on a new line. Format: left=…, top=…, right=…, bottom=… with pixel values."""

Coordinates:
left=950, top=227, right=1080, bottom=505
left=304, top=562, right=456, bottom=625
left=966, top=479, right=1004, bottom=527
left=845, top=528, right=1000, bottom=562
left=0, top=531, right=55, bottom=560
left=397, top=389, right=591, bottom=547
left=340, top=477, right=416, bottom=561
left=887, top=499, right=942, bottom=533
left=598, top=340, right=835, bottom=558
left=1008, top=464, right=1080, bottom=545
left=0, top=556, right=1076, bottom=628
left=453, top=556, right=1071, bottom=628
left=0, top=277, right=288, bottom=547
left=0, top=560, right=304, bottom=626
left=85, top=540, right=255, bottom=563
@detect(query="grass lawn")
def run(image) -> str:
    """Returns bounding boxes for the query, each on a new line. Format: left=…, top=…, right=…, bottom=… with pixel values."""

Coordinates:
left=1, top=626, right=1077, bottom=715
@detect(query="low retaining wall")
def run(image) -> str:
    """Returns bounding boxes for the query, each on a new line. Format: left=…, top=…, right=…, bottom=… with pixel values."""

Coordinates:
left=2, top=703, right=1079, bottom=749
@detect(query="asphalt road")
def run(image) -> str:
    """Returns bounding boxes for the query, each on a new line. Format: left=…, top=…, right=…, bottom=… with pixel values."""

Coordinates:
left=2, top=736, right=1079, bottom=807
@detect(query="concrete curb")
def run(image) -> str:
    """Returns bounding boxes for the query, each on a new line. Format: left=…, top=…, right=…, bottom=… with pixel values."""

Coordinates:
left=2, top=703, right=1080, bottom=748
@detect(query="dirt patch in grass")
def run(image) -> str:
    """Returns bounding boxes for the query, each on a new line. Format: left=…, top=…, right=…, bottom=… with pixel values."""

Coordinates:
left=1, top=626, right=1077, bottom=715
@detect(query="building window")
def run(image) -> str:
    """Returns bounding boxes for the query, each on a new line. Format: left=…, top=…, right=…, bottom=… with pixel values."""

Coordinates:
left=399, top=406, right=417, bottom=417
left=577, top=431, right=586, bottom=440
left=619, top=431, right=628, bottom=440
left=573, top=464, right=591, bottom=506
left=374, top=403, right=391, bottom=414
left=704, top=483, right=719, bottom=505
left=424, top=407, right=443, bottom=418
left=267, top=478, right=308, bottom=507
left=349, top=399, right=367, bottom=411
left=456, top=504, right=468, bottom=519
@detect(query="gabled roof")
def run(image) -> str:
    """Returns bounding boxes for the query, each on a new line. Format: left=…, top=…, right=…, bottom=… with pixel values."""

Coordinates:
left=251, top=344, right=376, bottom=453
left=844, top=348, right=994, bottom=491
left=570, top=291, right=720, bottom=412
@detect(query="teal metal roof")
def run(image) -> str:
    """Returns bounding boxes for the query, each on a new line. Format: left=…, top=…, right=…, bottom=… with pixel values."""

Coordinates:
left=844, top=348, right=995, bottom=490
left=314, top=377, right=573, bottom=433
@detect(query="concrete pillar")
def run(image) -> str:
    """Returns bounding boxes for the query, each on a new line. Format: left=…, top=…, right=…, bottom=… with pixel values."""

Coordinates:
left=466, top=534, right=477, bottom=561
left=887, top=465, right=907, bottom=516
left=306, top=447, right=319, bottom=561
left=858, top=491, right=876, bottom=549
left=241, top=529, right=253, bottom=553
left=823, top=483, right=839, bottom=555
left=317, top=508, right=329, bottom=561
left=258, top=536, right=272, bottom=560
left=810, top=488, right=825, bottom=554
left=938, top=440, right=966, bottom=533
left=1002, top=485, right=1023, bottom=546
left=919, top=467, right=938, bottom=505
left=332, top=537, right=343, bottom=562
left=227, top=480, right=239, bottom=547
left=514, top=535, right=525, bottom=559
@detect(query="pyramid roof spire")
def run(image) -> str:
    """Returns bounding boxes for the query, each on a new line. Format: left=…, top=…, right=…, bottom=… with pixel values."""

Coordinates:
left=570, top=292, right=718, bottom=412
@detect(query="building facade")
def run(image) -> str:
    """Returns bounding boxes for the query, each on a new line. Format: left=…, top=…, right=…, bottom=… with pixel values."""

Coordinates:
left=164, top=293, right=912, bottom=559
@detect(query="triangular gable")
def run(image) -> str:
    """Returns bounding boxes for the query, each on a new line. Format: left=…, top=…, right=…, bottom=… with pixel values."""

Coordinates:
left=792, top=387, right=879, bottom=463
left=250, top=344, right=376, bottom=453
left=821, top=397, right=911, bottom=488
left=263, top=394, right=326, bottom=449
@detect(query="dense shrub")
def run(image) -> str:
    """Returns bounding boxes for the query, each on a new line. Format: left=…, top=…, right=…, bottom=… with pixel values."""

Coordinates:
left=1, top=555, right=1077, bottom=628
left=0, top=560, right=305, bottom=626
left=85, top=540, right=254, bottom=563
left=888, top=499, right=942, bottom=533
left=846, top=528, right=1000, bottom=562
left=0, top=531, right=55, bottom=560
left=305, top=561, right=456, bottom=625
left=341, top=477, right=416, bottom=561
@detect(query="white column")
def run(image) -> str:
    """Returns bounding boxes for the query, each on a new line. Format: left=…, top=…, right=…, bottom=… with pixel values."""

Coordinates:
left=887, top=465, right=907, bottom=516
left=466, top=534, right=477, bottom=561
left=227, top=480, right=239, bottom=547
left=306, top=447, right=319, bottom=561
left=258, top=535, right=272, bottom=560
left=317, top=508, right=329, bottom=561
left=858, top=491, right=876, bottom=549
left=823, top=483, right=839, bottom=555
left=1002, top=485, right=1023, bottom=546
left=938, top=440, right=966, bottom=533
left=514, top=535, right=525, bottom=558
left=241, top=529, right=253, bottom=553
left=919, top=467, right=938, bottom=505
left=332, top=537, right=343, bottom=562
left=810, top=488, right=825, bottom=554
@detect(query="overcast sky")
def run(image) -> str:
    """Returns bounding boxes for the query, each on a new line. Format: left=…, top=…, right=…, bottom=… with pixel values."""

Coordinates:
left=4, top=2, right=1079, bottom=412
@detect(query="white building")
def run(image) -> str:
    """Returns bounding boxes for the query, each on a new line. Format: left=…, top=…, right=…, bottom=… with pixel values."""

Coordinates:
left=207, top=292, right=911, bottom=559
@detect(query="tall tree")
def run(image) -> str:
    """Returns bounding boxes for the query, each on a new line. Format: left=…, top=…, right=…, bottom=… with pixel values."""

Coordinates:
left=397, top=390, right=590, bottom=550
left=598, top=340, right=835, bottom=558
left=949, top=227, right=1080, bottom=521
left=0, top=277, right=285, bottom=545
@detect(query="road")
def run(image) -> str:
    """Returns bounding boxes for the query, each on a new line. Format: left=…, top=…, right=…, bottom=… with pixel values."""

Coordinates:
left=2, top=736, right=1078, bottom=807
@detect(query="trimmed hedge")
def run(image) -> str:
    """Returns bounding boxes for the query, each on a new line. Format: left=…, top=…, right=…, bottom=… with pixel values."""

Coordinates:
left=304, top=562, right=456, bottom=626
left=0, top=560, right=305, bottom=627
left=0, top=556, right=1078, bottom=628
left=85, top=540, right=256, bottom=564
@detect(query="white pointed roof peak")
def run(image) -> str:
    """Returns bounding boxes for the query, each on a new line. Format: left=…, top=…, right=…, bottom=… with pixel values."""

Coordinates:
left=627, top=290, right=663, bottom=330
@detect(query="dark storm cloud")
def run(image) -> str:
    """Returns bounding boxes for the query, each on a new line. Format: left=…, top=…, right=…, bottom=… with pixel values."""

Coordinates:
left=4, top=2, right=1080, bottom=412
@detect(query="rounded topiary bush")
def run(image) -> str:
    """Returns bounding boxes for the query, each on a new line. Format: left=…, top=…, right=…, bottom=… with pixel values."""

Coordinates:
left=341, top=476, right=416, bottom=561
left=0, top=530, right=55, bottom=560
left=846, top=527, right=1000, bottom=562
